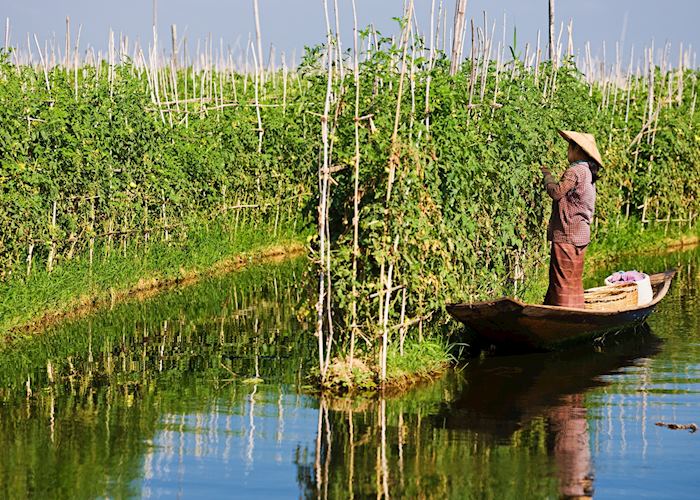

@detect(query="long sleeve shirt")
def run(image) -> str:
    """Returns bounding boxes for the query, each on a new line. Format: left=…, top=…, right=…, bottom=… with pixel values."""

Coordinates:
left=544, top=161, right=596, bottom=247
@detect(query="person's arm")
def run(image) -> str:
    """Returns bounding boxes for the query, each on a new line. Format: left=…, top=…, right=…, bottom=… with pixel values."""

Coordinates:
left=541, top=167, right=578, bottom=201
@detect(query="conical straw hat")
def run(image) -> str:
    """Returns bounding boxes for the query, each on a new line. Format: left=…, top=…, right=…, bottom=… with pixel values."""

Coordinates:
left=558, top=130, right=604, bottom=167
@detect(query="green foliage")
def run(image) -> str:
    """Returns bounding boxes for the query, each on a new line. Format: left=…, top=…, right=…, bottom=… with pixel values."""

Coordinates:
left=310, top=42, right=700, bottom=364
left=1, top=37, right=699, bottom=375
left=0, top=52, right=314, bottom=283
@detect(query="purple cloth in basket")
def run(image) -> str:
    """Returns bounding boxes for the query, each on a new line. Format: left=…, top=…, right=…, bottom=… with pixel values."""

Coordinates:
left=607, top=270, right=646, bottom=283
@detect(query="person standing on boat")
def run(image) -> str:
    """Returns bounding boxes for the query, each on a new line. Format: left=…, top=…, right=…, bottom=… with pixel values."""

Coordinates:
left=541, top=131, right=603, bottom=308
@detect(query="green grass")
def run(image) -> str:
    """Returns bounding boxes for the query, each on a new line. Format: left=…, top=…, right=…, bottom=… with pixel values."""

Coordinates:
left=317, top=337, right=452, bottom=394
left=590, top=217, right=700, bottom=258
left=0, top=218, right=310, bottom=339
left=385, top=338, right=452, bottom=382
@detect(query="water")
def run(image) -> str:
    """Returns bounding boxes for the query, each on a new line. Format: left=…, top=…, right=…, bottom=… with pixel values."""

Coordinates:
left=0, top=249, right=698, bottom=499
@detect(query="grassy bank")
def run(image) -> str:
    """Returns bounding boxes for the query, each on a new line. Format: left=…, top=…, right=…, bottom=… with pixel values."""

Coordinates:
left=314, top=338, right=452, bottom=394
left=1, top=219, right=309, bottom=342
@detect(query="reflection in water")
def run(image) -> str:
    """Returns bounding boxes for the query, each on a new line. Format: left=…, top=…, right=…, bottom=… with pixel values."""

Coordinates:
left=302, top=330, right=661, bottom=499
left=0, top=259, right=316, bottom=498
left=548, top=393, right=592, bottom=498
left=0, top=248, right=698, bottom=498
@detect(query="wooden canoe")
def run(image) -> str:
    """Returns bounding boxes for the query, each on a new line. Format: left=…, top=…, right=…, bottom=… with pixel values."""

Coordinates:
left=446, top=269, right=676, bottom=351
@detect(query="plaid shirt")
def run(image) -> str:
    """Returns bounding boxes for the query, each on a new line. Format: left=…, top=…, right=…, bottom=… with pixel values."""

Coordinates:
left=544, top=161, right=596, bottom=247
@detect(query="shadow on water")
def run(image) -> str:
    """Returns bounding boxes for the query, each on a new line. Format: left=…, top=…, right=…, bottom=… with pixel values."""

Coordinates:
left=437, top=327, right=662, bottom=498
left=444, top=325, right=662, bottom=438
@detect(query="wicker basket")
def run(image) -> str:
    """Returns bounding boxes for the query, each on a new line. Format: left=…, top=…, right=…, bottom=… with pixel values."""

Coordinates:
left=584, top=282, right=639, bottom=311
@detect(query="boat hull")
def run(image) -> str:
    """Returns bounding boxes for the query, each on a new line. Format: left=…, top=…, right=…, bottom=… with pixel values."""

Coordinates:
left=446, top=270, right=675, bottom=351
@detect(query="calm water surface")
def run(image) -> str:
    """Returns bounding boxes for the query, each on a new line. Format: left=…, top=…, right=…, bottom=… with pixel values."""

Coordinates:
left=1, top=250, right=699, bottom=499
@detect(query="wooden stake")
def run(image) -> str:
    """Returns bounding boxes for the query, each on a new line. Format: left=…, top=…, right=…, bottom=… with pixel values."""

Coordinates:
left=26, top=241, right=34, bottom=277
left=47, top=201, right=57, bottom=273
left=89, top=198, right=95, bottom=268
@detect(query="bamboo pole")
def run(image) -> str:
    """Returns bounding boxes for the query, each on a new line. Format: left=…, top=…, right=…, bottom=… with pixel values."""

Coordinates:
left=47, top=201, right=57, bottom=273
left=250, top=46, right=264, bottom=153
left=492, top=41, right=502, bottom=106
left=64, top=17, right=70, bottom=68
left=316, top=0, right=335, bottom=382
left=253, top=0, right=264, bottom=84
left=282, top=52, right=287, bottom=113
left=479, top=17, right=495, bottom=102
left=624, top=47, right=634, bottom=124
left=409, top=37, right=417, bottom=138
left=467, top=20, right=476, bottom=110
left=534, top=29, right=541, bottom=85
left=89, top=198, right=95, bottom=268
left=333, top=0, right=344, bottom=81
left=449, top=0, right=468, bottom=76
left=548, top=0, right=555, bottom=64
left=387, top=0, right=413, bottom=205
left=379, top=1, right=413, bottom=382
left=33, top=34, right=51, bottom=95
left=429, top=0, right=436, bottom=64
left=434, top=0, right=443, bottom=61
left=26, top=241, right=34, bottom=277
left=381, top=235, right=399, bottom=382
left=108, top=29, right=115, bottom=99
left=399, top=287, right=407, bottom=356
left=349, top=0, right=361, bottom=368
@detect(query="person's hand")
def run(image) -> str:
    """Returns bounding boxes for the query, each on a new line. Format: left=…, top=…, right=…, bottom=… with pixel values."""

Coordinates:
left=540, top=166, right=551, bottom=177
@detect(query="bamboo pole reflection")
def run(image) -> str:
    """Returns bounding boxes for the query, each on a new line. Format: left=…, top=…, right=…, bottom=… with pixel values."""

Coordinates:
left=49, top=390, right=55, bottom=444
left=379, top=397, right=389, bottom=499
left=398, top=409, right=405, bottom=490
left=315, top=399, right=324, bottom=498
left=246, top=383, right=258, bottom=468
left=276, top=387, right=284, bottom=448
left=348, top=409, right=355, bottom=500
left=323, top=402, right=331, bottom=500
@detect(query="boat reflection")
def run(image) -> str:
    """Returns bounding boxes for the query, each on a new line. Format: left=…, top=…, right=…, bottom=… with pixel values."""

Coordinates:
left=437, top=325, right=662, bottom=498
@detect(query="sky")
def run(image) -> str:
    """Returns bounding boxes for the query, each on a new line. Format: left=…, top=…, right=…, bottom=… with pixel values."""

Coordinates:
left=3, top=1, right=699, bottom=68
